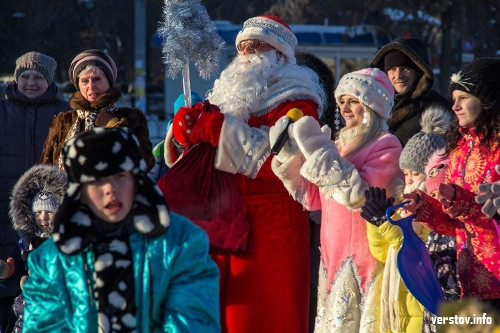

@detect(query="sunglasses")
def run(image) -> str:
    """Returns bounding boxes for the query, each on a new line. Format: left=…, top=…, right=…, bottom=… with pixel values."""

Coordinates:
left=236, top=40, right=269, bottom=53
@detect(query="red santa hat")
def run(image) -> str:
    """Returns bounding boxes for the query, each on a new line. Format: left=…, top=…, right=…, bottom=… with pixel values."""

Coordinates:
left=236, top=16, right=298, bottom=63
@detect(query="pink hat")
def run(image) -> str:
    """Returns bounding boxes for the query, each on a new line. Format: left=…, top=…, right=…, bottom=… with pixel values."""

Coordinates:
left=334, top=67, right=395, bottom=120
left=424, top=149, right=449, bottom=194
left=236, top=16, right=298, bottom=63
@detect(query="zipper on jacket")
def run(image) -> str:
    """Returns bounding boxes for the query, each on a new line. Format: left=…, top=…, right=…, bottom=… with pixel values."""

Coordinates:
left=460, top=139, right=474, bottom=297
left=84, top=251, right=96, bottom=309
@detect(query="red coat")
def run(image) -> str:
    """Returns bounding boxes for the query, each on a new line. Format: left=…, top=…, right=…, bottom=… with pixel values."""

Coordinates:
left=415, top=128, right=500, bottom=300
left=212, top=99, right=318, bottom=333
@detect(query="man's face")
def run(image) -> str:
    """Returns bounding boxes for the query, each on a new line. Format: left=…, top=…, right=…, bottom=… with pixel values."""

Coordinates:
left=386, top=66, right=418, bottom=94
left=237, top=39, right=274, bottom=56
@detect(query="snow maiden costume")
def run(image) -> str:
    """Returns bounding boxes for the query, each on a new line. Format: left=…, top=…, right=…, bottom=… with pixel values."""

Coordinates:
left=270, top=68, right=404, bottom=332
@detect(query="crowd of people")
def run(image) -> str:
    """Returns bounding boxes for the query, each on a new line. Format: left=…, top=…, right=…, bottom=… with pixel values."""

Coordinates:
left=0, top=14, right=499, bottom=333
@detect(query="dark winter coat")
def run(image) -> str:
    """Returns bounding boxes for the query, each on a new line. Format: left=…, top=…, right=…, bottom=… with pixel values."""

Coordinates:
left=371, top=37, right=452, bottom=146
left=0, top=82, right=69, bottom=298
left=38, top=88, right=155, bottom=171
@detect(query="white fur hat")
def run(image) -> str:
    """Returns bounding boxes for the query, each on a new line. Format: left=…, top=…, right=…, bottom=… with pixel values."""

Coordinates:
left=236, top=16, right=298, bottom=63
left=334, top=67, right=395, bottom=120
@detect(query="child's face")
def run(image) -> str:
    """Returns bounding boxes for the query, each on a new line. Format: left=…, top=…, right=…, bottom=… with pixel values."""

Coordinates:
left=34, top=210, right=55, bottom=232
left=80, top=172, right=135, bottom=223
left=403, top=169, right=426, bottom=185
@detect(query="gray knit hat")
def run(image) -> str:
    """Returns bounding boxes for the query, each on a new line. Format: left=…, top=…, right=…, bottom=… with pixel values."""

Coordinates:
left=15, top=51, right=57, bottom=86
left=32, top=192, right=58, bottom=213
left=69, top=49, right=117, bottom=90
left=399, top=105, right=451, bottom=174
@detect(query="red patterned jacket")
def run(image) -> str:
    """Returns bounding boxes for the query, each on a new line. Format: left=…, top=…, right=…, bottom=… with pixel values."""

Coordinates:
left=414, top=127, right=500, bottom=300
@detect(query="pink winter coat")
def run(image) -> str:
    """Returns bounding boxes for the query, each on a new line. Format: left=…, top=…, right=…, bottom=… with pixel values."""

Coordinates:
left=414, top=127, right=500, bottom=300
left=304, top=132, right=404, bottom=292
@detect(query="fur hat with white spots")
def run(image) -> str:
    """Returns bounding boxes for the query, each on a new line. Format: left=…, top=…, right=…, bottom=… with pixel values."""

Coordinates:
left=236, top=15, right=298, bottom=63
left=52, top=127, right=169, bottom=255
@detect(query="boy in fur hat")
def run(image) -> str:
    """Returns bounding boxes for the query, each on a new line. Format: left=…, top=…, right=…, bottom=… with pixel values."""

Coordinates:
left=22, top=127, right=220, bottom=332
left=0, top=164, right=66, bottom=332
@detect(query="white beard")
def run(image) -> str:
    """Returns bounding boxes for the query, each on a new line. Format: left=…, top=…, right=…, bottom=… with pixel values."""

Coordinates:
left=207, top=50, right=285, bottom=121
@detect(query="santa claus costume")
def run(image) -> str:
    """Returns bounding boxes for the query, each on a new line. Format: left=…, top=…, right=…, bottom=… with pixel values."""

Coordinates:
left=165, top=16, right=325, bottom=333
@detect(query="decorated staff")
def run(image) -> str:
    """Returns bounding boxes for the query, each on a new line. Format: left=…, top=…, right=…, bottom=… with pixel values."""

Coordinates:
left=158, top=0, right=224, bottom=107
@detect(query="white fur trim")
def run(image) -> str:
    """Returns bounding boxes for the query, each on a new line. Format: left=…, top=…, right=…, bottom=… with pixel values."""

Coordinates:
left=215, top=115, right=270, bottom=178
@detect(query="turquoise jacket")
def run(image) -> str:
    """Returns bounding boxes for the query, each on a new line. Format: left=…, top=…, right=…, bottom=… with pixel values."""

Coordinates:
left=22, top=213, right=220, bottom=332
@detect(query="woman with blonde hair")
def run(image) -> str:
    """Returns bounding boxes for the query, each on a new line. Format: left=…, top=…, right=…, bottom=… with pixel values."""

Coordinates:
left=270, top=67, right=404, bottom=332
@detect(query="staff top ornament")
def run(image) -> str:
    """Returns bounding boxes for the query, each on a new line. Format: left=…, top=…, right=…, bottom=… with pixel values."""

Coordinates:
left=158, top=0, right=224, bottom=80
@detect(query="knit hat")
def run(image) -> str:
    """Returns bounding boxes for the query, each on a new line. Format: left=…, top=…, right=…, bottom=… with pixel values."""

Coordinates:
left=53, top=127, right=169, bottom=255
left=399, top=105, right=451, bottom=174
left=69, top=49, right=118, bottom=89
left=424, top=149, right=449, bottom=194
left=9, top=164, right=67, bottom=236
left=384, top=50, right=420, bottom=72
left=449, top=57, right=500, bottom=108
left=334, top=67, right=394, bottom=120
left=15, top=51, right=57, bottom=86
left=32, top=192, right=58, bottom=213
left=236, top=16, right=298, bottom=63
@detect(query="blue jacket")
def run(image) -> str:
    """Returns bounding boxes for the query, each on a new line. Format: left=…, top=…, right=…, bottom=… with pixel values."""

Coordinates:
left=23, top=213, right=220, bottom=332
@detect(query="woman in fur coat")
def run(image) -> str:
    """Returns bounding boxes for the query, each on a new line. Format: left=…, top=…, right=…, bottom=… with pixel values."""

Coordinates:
left=38, top=49, right=154, bottom=171
left=0, top=164, right=67, bottom=332
left=270, top=68, right=404, bottom=332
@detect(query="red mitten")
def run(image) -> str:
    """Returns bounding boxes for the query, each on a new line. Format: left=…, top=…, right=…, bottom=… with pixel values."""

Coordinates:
left=190, top=103, right=224, bottom=147
left=172, top=103, right=203, bottom=147
left=439, top=183, right=456, bottom=208
left=440, top=183, right=473, bottom=218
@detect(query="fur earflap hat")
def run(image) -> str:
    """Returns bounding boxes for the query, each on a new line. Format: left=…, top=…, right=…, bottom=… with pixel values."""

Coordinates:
left=334, top=67, right=394, bottom=120
left=69, top=49, right=118, bottom=89
left=236, top=15, right=298, bottom=63
left=53, top=127, right=170, bottom=255
left=15, top=51, right=57, bottom=86
left=449, top=57, right=500, bottom=108
left=9, top=164, right=67, bottom=236
left=399, top=105, right=451, bottom=174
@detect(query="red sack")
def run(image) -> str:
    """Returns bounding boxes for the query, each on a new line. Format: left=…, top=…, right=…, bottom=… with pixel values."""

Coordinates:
left=158, top=142, right=250, bottom=253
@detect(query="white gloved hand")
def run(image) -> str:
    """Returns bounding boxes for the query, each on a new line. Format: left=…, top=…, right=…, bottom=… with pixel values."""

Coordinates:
left=476, top=165, right=500, bottom=218
left=292, top=116, right=335, bottom=160
left=269, top=115, right=300, bottom=163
